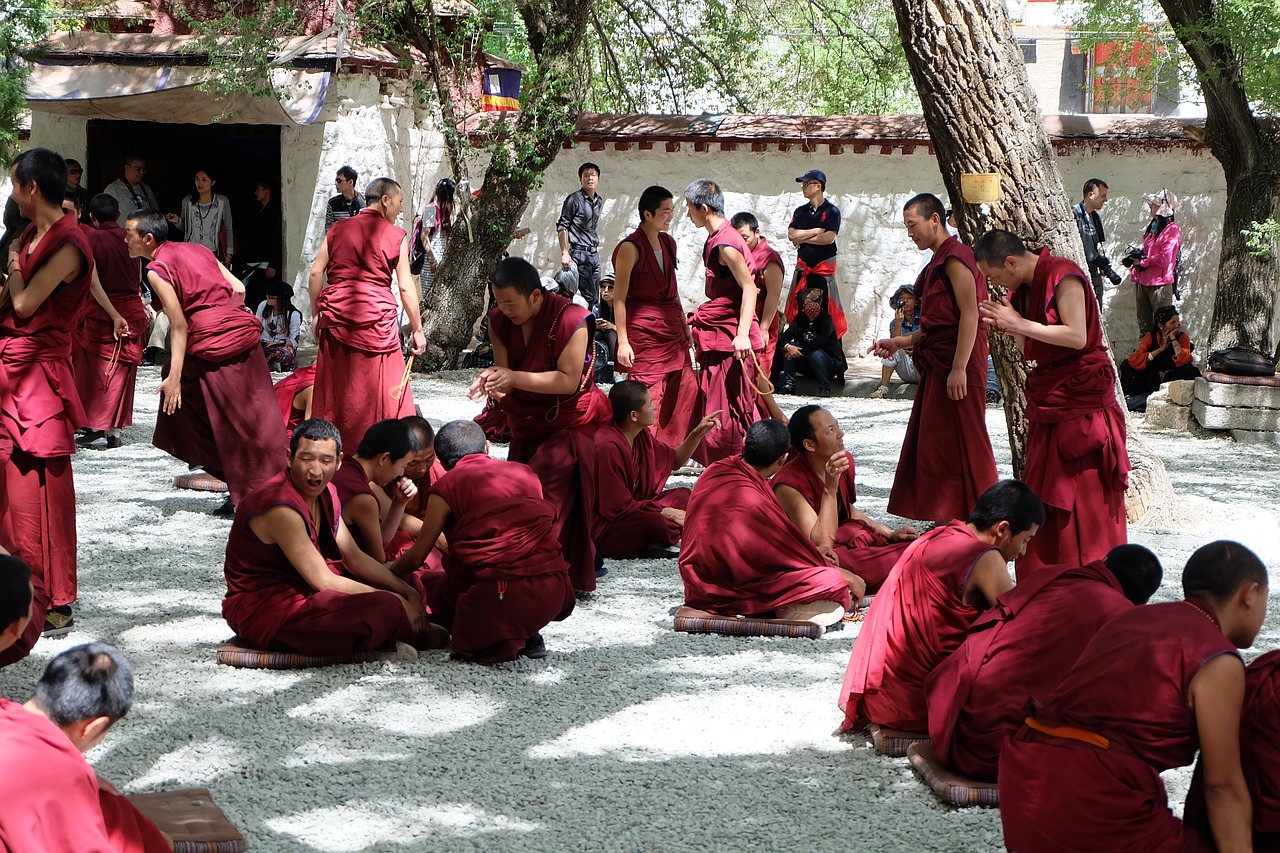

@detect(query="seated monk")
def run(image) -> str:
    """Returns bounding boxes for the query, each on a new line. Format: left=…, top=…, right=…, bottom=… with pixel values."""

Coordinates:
left=273, top=363, right=316, bottom=433
left=838, top=479, right=1044, bottom=733
left=378, top=416, right=447, bottom=567
left=679, top=419, right=858, bottom=626
left=390, top=420, right=575, bottom=663
left=0, top=643, right=172, bottom=852
left=592, top=380, right=721, bottom=559
left=330, top=418, right=418, bottom=563
left=222, top=418, right=436, bottom=655
left=1000, top=541, right=1266, bottom=853
left=0, top=552, right=41, bottom=668
left=773, top=405, right=918, bottom=593
left=925, top=544, right=1162, bottom=782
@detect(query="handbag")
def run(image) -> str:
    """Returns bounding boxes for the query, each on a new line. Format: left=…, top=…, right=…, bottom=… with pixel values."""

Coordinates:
left=1207, top=346, right=1275, bottom=377
left=408, top=220, right=426, bottom=276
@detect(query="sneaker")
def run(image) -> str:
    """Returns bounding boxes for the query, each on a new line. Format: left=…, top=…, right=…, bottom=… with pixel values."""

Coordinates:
left=105, top=434, right=123, bottom=449
left=869, top=385, right=889, bottom=399
left=42, top=605, right=74, bottom=637
left=212, top=497, right=235, bottom=517
left=985, top=389, right=1002, bottom=406
left=816, top=385, right=832, bottom=397
left=643, top=543, right=682, bottom=559
left=519, top=633, right=549, bottom=660
left=75, top=430, right=106, bottom=446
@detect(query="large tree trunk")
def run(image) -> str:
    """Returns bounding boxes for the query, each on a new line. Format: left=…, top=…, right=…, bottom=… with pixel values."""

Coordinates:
left=1156, top=0, right=1280, bottom=357
left=891, top=0, right=1175, bottom=523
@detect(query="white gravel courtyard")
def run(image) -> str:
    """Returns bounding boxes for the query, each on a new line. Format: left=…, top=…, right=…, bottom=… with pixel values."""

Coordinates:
left=3, top=367, right=1278, bottom=852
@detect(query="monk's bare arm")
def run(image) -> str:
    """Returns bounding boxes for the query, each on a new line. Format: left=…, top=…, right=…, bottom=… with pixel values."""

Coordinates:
left=343, top=494, right=387, bottom=562
left=396, top=237, right=425, bottom=355
left=334, top=515, right=416, bottom=599
left=775, top=484, right=829, bottom=549
left=963, top=550, right=1014, bottom=609
left=761, top=261, right=784, bottom=329
left=147, top=271, right=189, bottom=416
left=251, top=507, right=379, bottom=595
left=982, top=277, right=1088, bottom=350
left=217, top=260, right=246, bottom=295
left=946, top=258, right=979, bottom=401
left=89, top=268, right=129, bottom=338
left=379, top=478, right=415, bottom=549
left=673, top=411, right=721, bottom=469
left=390, top=495, right=450, bottom=574
left=307, top=238, right=329, bottom=319
left=6, top=244, right=84, bottom=318
left=721, top=246, right=757, bottom=357
left=1191, top=654, right=1252, bottom=853
left=511, top=325, right=591, bottom=396
left=612, top=241, right=637, bottom=368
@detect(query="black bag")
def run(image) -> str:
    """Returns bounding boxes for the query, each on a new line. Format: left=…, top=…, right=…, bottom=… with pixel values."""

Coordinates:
left=408, top=222, right=426, bottom=276
left=1207, top=346, right=1275, bottom=377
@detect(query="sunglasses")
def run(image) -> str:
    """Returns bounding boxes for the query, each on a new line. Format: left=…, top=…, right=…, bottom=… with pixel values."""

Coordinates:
left=68, top=169, right=83, bottom=175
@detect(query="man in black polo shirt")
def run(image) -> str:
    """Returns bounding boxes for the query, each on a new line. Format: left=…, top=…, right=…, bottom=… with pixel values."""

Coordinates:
left=324, top=165, right=364, bottom=232
left=556, top=162, right=604, bottom=310
left=786, top=169, right=847, bottom=341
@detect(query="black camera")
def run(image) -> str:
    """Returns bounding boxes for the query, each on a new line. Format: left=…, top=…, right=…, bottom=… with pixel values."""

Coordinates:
left=1120, top=243, right=1146, bottom=269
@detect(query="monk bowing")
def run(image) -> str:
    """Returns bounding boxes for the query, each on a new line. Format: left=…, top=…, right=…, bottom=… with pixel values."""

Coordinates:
left=680, top=419, right=858, bottom=626
left=925, top=544, right=1162, bottom=782
left=469, top=257, right=611, bottom=592
left=773, top=405, right=917, bottom=593
left=685, top=178, right=764, bottom=464
left=975, top=228, right=1130, bottom=577
left=274, top=362, right=316, bottom=433
left=2, top=148, right=93, bottom=634
left=875, top=193, right=997, bottom=523
left=309, top=177, right=423, bottom=454
left=610, top=185, right=698, bottom=446
left=126, top=209, right=285, bottom=513
left=390, top=420, right=575, bottom=663
left=999, top=541, right=1265, bottom=853
left=222, top=418, right=434, bottom=655
left=838, top=479, right=1043, bottom=733
left=592, top=380, right=720, bottom=560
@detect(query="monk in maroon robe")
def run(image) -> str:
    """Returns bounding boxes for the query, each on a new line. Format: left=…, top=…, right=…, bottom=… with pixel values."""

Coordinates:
left=773, top=405, right=918, bottom=592
left=610, top=185, right=697, bottom=446
left=2, top=148, right=93, bottom=626
left=222, top=418, right=434, bottom=654
left=593, top=380, right=720, bottom=559
left=680, top=419, right=857, bottom=625
left=838, top=479, right=1043, bottom=733
left=977, top=229, right=1131, bottom=578
left=732, top=212, right=786, bottom=379
left=274, top=362, right=316, bottom=432
left=999, top=541, right=1265, bottom=853
left=126, top=210, right=284, bottom=510
left=309, top=177, right=424, bottom=454
left=329, top=418, right=417, bottom=563
left=469, top=257, right=611, bottom=592
left=381, top=415, right=447, bottom=569
left=74, top=194, right=147, bottom=446
left=685, top=179, right=764, bottom=464
left=391, top=420, right=575, bottom=662
left=0, top=552, right=38, bottom=668
left=925, top=545, right=1162, bottom=781
left=874, top=194, right=997, bottom=522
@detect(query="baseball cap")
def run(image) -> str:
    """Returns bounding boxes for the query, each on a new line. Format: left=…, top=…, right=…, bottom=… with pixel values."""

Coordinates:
left=796, top=170, right=827, bottom=187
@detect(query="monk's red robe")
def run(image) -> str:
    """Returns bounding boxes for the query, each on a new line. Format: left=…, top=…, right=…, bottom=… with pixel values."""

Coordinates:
left=0, top=568, right=47, bottom=669
left=148, top=242, right=285, bottom=506
left=887, top=236, right=997, bottom=522
left=222, top=469, right=416, bottom=654
left=488, top=290, right=611, bottom=591
left=1015, top=249, right=1130, bottom=577
left=331, top=456, right=379, bottom=555
left=98, top=789, right=171, bottom=853
left=1, top=213, right=92, bottom=608
left=273, top=363, right=317, bottom=433
left=838, top=520, right=998, bottom=732
left=748, top=236, right=785, bottom=373
left=74, top=221, right=146, bottom=431
left=680, top=455, right=850, bottom=617
left=591, top=423, right=689, bottom=558
left=771, top=452, right=909, bottom=592
left=312, top=208, right=415, bottom=454
left=386, top=458, right=447, bottom=571
left=0, top=698, right=116, bottom=852
left=690, top=221, right=764, bottom=464
left=612, top=228, right=697, bottom=446
left=428, top=453, right=574, bottom=662
left=924, top=559, right=1133, bottom=781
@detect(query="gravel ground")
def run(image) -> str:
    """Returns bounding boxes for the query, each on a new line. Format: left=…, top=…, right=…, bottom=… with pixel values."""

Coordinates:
left=2, top=366, right=1278, bottom=852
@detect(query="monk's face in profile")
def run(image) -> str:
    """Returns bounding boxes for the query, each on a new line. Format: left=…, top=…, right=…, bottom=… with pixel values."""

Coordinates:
left=632, top=391, right=657, bottom=428
left=370, top=452, right=414, bottom=488
left=685, top=200, right=708, bottom=229
left=123, top=223, right=154, bottom=260
left=492, top=285, right=541, bottom=326
left=646, top=197, right=675, bottom=232
left=995, top=521, right=1039, bottom=562
left=734, top=224, right=760, bottom=250
left=805, top=408, right=844, bottom=458
left=403, top=446, right=437, bottom=481
left=977, top=258, right=1023, bottom=295
left=288, top=438, right=340, bottom=499
left=0, top=579, right=35, bottom=654
left=903, top=205, right=941, bottom=251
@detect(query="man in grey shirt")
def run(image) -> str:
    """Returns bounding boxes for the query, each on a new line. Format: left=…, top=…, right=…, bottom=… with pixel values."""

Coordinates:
left=103, top=155, right=158, bottom=225
left=556, top=162, right=603, bottom=309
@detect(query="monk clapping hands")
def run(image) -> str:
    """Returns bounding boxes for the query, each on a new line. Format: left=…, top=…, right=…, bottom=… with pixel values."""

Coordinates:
left=979, top=294, right=1023, bottom=339
left=468, top=366, right=514, bottom=400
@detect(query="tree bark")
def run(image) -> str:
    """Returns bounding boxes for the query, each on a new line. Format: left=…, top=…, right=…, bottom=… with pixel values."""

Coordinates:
left=891, top=0, right=1174, bottom=522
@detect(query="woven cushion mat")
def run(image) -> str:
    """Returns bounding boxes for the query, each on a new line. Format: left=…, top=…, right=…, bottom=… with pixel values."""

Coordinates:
left=906, top=741, right=1000, bottom=808
left=216, top=637, right=400, bottom=669
left=870, top=722, right=930, bottom=757
left=673, top=605, right=824, bottom=639
left=127, top=787, right=248, bottom=852
left=174, top=473, right=229, bottom=492
left=1203, top=370, right=1280, bottom=387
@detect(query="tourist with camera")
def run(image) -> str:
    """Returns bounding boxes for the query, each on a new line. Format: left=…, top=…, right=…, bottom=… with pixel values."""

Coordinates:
left=1123, top=188, right=1181, bottom=335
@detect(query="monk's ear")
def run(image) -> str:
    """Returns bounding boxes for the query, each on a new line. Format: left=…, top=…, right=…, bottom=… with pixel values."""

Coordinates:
left=71, top=716, right=114, bottom=752
left=993, top=519, right=1011, bottom=542
left=803, top=438, right=817, bottom=454
left=0, top=616, right=24, bottom=647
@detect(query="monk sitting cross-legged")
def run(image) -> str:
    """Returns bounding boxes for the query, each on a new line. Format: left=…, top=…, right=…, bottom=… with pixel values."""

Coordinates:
left=378, top=415, right=447, bottom=569
left=592, top=380, right=721, bottom=560
left=330, top=418, right=419, bottom=563
left=390, top=420, right=575, bottom=663
left=999, top=541, right=1267, bottom=853
left=679, top=419, right=858, bottom=627
left=222, top=418, right=438, bottom=656
left=925, top=544, right=1162, bottom=782
left=773, top=405, right=918, bottom=593
left=838, top=479, right=1044, bottom=733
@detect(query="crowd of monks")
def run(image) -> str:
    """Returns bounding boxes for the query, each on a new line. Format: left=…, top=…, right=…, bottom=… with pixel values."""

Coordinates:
left=3, top=148, right=1278, bottom=851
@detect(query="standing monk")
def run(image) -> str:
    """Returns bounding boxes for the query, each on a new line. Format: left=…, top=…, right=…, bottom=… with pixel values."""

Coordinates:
left=126, top=210, right=284, bottom=513
left=685, top=178, right=763, bottom=464
left=773, top=405, right=918, bottom=593
left=731, top=211, right=785, bottom=374
left=469, top=257, right=611, bottom=592
left=875, top=193, right=997, bottom=523
left=74, top=194, right=147, bottom=449
left=999, top=541, right=1266, bottom=853
left=309, top=177, right=424, bottom=455
left=975, top=228, right=1130, bottom=577
left=2, top=148, right=92, bottom=634
left=610, top=185, right=697, bottom=446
